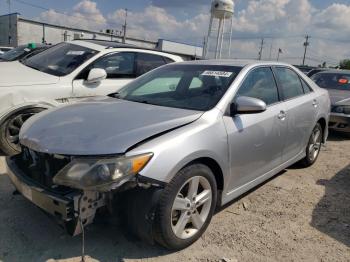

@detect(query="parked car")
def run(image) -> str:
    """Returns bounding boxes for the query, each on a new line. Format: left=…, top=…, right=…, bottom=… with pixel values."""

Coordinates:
left=294, top=65, right=315, bottom=74
left=0, top=46, right=13, bottom=55
left=6, top=60, right=330, bottom=250
left=0, top=40, right=182, bottom=155
left=0, top=43, right=49, bottom=62
left=311, top=70, right=350, bottom=132
left=307, top=68, right=329, bottom=78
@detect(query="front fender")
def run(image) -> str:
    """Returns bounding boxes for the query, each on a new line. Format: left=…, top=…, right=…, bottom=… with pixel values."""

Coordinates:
left=0, top=93, right=59, bottom=126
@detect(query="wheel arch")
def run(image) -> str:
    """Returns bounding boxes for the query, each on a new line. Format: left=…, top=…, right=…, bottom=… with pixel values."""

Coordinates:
left=0, top=103, right=55, bottom=126
left=317, top=117, right=327, bottom=143
left=184, top=157, right=225, bottom=192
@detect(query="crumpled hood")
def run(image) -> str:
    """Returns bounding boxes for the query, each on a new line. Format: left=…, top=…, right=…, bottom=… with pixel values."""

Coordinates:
left=20, top=97, right=203, bottom=155
left=0, top=61, right=59, bottom=87
left=327, top=89, right=350, bottom=106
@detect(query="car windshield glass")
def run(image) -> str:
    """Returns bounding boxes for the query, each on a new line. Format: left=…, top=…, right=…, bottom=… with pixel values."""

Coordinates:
left=21, top=43, right=98, bottom=76
left=117, top=64, right=242, bottom=111
left=311, top=72, right=350, bottom=91
left=0, top=45, right=31, bottom=61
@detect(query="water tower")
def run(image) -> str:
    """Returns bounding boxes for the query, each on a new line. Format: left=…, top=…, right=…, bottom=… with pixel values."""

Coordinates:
left=204, top=0, right=234, bottom=59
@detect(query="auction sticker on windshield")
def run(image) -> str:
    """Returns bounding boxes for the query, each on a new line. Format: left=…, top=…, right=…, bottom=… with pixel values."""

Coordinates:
left=201, top=71, right=233, bottom=77
left=66, top=51, right=85, bottom=56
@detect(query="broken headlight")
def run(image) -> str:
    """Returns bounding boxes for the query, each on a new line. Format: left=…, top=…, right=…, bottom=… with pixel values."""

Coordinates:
left=53, top=153, right=153, bottom=191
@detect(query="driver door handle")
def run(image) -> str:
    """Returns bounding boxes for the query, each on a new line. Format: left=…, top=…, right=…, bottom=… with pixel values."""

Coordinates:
left=278, top=111, right=286, bottom=120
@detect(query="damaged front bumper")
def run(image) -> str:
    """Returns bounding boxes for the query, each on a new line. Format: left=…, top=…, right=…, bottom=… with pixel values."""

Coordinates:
left=6, top=157, right=105, bottom=236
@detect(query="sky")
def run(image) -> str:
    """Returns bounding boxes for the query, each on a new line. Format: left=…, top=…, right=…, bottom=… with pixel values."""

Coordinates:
left=1, top=0, right=350, bottom=66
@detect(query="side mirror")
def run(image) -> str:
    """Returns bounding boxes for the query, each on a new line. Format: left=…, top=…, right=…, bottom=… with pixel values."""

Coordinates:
left=86, top=68, right=107, bottom=83
left=231, top=96, right=267, bottom=116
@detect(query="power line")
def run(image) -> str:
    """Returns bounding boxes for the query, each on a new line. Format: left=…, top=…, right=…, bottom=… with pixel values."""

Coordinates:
left=12, top=0, right=124, bottom=28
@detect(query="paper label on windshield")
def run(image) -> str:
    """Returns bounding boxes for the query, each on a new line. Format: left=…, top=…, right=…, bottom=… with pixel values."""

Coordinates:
left=66, top=51, right=85, bottom=55
left=24, top=48, right=31, bottom=52
left=201, top=71, right=233, bottom=77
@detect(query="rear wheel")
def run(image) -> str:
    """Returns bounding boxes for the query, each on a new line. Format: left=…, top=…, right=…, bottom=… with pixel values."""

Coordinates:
left=300, top=123, right=323, bottom=167
left=0, top=108, right=45, bottom=155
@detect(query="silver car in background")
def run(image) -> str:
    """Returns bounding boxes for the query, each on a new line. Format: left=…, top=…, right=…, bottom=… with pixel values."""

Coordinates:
left=311, top=70, right=350, bottom=133
left=6, top=60, right=330, bottom=250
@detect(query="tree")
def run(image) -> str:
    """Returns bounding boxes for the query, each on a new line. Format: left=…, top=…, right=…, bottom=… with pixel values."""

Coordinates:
left=339, top=59, right=350, bottom=70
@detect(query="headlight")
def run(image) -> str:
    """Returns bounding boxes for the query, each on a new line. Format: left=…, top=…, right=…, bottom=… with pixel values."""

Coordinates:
left=332, top=106, right=350, bottom=114
left=53, top=153, right=153, bottom=191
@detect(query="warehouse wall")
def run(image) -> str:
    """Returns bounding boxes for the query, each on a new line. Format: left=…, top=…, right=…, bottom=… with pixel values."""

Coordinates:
left=17, top=19, right=156, bottom=49
left=0, top=14, right=18, bottom=47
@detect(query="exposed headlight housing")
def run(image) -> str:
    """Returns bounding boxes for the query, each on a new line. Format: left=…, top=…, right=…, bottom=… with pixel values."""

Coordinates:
left=53, top=153, right=153, bottom=191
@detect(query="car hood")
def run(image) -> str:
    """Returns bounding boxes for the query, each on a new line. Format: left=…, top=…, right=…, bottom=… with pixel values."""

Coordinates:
left=327, top=89, right=350, bottom=106
left=20, top=97, right=203, bottom=155
left=0, top=61, right=59, bottom=87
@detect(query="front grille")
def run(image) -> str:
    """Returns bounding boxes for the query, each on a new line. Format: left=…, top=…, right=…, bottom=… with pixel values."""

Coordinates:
left=15, top=147, right=73, bottom=194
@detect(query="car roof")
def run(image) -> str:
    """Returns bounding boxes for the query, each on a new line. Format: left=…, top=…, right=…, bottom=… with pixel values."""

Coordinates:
left=313, top=69, right=350, bottom=75
left=177, top=59, right=294, bottom=68
left=69, top=40, right=182, bottom=58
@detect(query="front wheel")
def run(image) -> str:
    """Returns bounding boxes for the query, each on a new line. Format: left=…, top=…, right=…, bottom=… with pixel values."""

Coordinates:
left=153, top=164, right=217, bottom=250
left=300, top=123, right=323, bottom=167
left=0, top=108, right=45, bottom=155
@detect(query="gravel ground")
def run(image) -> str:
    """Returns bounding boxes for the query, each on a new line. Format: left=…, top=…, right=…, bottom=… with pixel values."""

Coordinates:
left=0, top=132, right=349, bottom=262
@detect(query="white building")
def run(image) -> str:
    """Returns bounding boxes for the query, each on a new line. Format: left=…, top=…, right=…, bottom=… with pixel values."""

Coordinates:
left=0, top=13, right=203, bottom=60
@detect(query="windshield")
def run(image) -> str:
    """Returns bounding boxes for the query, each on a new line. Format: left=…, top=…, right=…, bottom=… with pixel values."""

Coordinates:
left=311, top=72, right=350, bottom=91
left=117, top=64, right=242, bottom=111
left=0, top=45, right=32, bottom=61
left=21, top=43, right=98, bottom=76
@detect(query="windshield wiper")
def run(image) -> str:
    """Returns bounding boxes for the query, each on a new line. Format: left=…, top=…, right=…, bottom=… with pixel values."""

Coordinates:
left=108, top=92, right=121, bottom=98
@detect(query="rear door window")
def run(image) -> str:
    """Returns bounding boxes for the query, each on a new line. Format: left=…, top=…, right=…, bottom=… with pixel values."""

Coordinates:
left=274, top=67, right=305, bottom=100
left=136, top=53, right=168, bottom=76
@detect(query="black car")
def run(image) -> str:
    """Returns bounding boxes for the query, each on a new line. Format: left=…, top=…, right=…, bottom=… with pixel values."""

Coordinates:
left=311, top=70, right=350, bottom=132
left=307, top=68, right=329, bottom=78
left=0, top=43, right=50, bottom=62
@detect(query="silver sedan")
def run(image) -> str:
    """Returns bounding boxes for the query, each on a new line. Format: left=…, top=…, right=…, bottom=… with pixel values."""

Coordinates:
left=7, top=60, right=330, bottom=250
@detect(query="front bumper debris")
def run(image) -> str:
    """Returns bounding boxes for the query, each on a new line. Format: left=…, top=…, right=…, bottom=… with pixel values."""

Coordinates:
left=6, top=157, right=105, bottom=236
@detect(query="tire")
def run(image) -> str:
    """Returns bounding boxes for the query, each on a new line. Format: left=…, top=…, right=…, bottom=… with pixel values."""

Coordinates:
left=300, top=123, right=323, bottom=167
left=153, top=164, right=217, bottom=250
left=0, top=108, right=45, bottom=156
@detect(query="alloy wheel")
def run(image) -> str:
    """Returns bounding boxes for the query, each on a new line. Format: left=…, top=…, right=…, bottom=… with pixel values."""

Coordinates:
left=308, top=126, right=322, bottom=162
left=171, top=176, right=212, bottom=239
left=5, top=112, right=36, bottom=150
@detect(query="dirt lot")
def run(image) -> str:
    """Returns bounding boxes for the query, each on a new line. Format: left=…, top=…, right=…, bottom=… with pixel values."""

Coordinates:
left=0, top=132, right=349, bottom=262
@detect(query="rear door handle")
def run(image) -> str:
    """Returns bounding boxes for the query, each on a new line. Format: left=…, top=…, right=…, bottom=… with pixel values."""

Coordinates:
left=312, top=99, right=318, bottom=108
left=278, top=111, right=286, bottom=120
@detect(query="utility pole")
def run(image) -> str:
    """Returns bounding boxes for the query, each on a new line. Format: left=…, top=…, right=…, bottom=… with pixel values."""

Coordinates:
left=122, top=9, right=128, bottom=44
left=302, top=35, right=310, bottom=66
left=258, top=38, right=264, bottom=60
left=7, top=0, right=12, bottom=45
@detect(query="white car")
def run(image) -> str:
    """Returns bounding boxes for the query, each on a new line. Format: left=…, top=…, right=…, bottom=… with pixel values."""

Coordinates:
left=0, top=40, right=183, bottom=155
left=0, top=46, right=13, bottom=55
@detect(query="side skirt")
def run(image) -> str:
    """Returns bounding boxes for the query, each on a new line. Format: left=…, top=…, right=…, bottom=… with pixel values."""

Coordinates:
left=221, top=151, right=305, bottom=206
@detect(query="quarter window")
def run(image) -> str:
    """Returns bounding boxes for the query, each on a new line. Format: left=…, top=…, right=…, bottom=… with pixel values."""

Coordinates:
left=236, top=67, right=279, bottom=105
left=275, top=67, right=304, bottom=100
left=300, top=78, right=313, bottom=94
